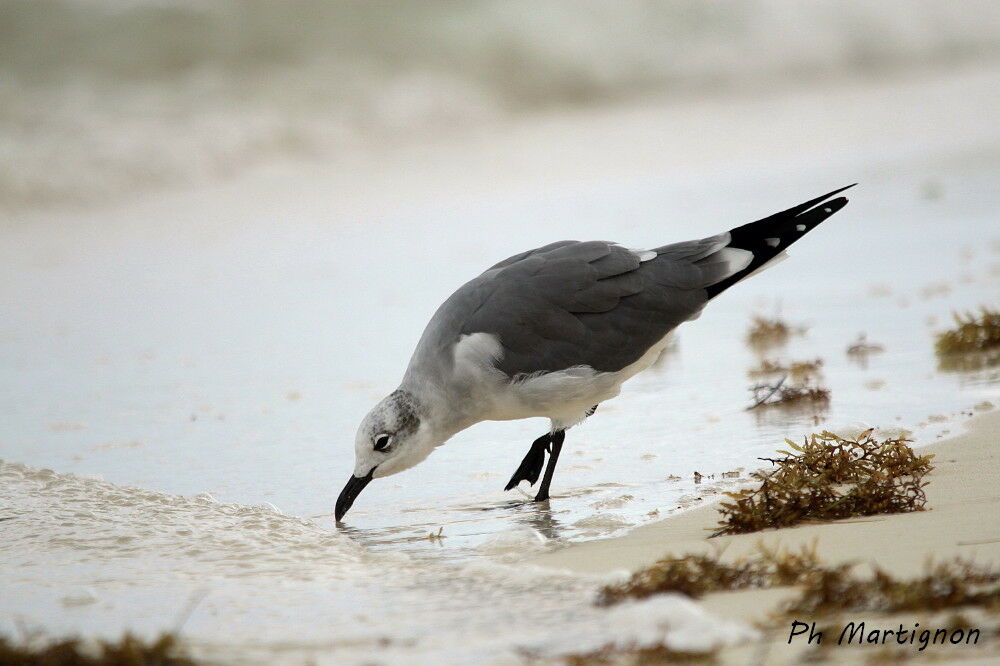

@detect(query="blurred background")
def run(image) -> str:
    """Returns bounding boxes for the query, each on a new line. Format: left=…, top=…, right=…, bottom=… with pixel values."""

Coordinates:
left=2, top=0, right=1000, bottom=211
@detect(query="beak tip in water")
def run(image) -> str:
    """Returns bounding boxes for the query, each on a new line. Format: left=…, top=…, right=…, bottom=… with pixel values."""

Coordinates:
left=335, top=468, right=375, bottom=523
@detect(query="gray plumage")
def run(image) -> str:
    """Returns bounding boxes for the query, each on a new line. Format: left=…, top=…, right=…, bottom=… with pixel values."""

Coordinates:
left=409, top=184, right=851, bottom=379
left=434, top=237, right=725, bottom=375
left=336, top=185, right=854, bottom=521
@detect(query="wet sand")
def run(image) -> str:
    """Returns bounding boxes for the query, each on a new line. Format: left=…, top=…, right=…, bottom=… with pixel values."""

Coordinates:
left=531, top=408, right=1000, bottom=662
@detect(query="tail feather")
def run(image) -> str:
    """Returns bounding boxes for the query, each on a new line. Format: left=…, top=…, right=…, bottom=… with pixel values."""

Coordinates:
left=703, top=184, right=855, bottom=298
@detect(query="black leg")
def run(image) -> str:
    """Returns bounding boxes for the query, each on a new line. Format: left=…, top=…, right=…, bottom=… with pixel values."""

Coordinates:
left=504, top=433, right=551, bottom=491
left=534, top=429, right=565, bottom=502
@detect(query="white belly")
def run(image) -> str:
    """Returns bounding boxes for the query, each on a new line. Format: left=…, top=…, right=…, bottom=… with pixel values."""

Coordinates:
left=455, top=331, right=676, bottom=430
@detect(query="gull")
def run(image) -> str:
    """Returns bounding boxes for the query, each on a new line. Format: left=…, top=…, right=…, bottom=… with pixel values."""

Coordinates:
left=336, top=185, right=854, bottom=521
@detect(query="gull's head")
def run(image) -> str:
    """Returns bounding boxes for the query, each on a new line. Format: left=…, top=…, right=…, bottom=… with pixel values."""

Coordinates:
left=335, top=389, right=439, bottom=522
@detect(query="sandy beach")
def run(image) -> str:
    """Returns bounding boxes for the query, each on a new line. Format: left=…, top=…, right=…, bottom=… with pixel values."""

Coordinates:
left=532, top=408, right=1000, bottom=662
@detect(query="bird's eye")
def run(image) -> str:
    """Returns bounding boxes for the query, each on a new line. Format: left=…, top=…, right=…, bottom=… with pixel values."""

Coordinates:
left=373, top=433, right=392, bottom=452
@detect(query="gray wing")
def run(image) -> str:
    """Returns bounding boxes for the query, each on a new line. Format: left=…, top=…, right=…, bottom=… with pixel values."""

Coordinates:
left=451, top=236, right=736, bottom=375
left=408, top=186, right=852, bottom=379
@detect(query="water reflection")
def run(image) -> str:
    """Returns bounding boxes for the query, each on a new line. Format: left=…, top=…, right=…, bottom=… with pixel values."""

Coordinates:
left=846, top=333, right=887, bottom=370
left=936, top=350, right=1000, bottom=374
left=749, top=404, right=828, bottom=430
left=514, top=502, right=566, bottom=542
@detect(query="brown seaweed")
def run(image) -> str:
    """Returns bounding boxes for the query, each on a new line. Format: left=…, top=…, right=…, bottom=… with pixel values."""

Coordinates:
left=0, top=633, right=194, bottom=666
left=935, top=308, right=1000, bottom=371
left=713, top=429, right=932, bottom=536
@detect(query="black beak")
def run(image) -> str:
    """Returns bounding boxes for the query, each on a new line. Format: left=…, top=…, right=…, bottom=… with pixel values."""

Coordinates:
left=335, top=467, right=375, bottom=522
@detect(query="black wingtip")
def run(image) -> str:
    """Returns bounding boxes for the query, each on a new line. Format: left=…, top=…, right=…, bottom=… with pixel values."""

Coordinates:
left=822, top=196, right=850, bottom=213
left=791, top=195, right=849, bottom=231
left=704, top=185, right=855, bottom=300
left=784, top=183, right=857, bottom=217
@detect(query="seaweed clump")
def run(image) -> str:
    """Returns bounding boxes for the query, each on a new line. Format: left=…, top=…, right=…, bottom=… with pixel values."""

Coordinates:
left=586, top=550, right=998, bottom=664
left=713, top=429, right=933, bottom=536
left=562, top=643, right=718, bottom=665
left=746, top=315, right=803, bottom=350
left=0, top=633, right=194, bottom=666
left=597, top=544, right=823, bottom=605
left=786, top=557, right=1000, bottom=616
left=935, top=309, right=1000, bottom=354
left=747, top=358, right=823, bottom=381
left=748, top=378, right=830, bottom=410
left=935, top=308, right=1000, bottom=371
left=597, top=548, right=998, bottom=616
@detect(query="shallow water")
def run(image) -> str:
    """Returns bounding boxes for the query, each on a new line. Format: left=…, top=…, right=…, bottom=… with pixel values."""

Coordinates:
left=2, top=75, right=1000, bottom=661
left=3, top=159, right=997, bottom=558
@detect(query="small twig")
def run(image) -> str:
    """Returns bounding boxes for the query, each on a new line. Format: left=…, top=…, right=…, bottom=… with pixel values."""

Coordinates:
left=747, top=374, right=787, bottom=410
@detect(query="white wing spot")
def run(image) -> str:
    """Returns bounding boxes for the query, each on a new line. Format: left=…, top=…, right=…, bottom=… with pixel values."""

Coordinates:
left=823, top=207, right=832, bottom=213
left=713, top=247, right=753, bottom=276
left=795, top=224, right=806, bottom=232
left=765, top=237, right=780, bottom=248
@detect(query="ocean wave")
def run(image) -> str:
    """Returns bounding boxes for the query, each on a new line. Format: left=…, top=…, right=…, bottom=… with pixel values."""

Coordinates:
left=2, top=0, right=999, bottom=210
left=0, top=458, right=366, bottom=578
left=0, top=457, right=755, bottom=663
